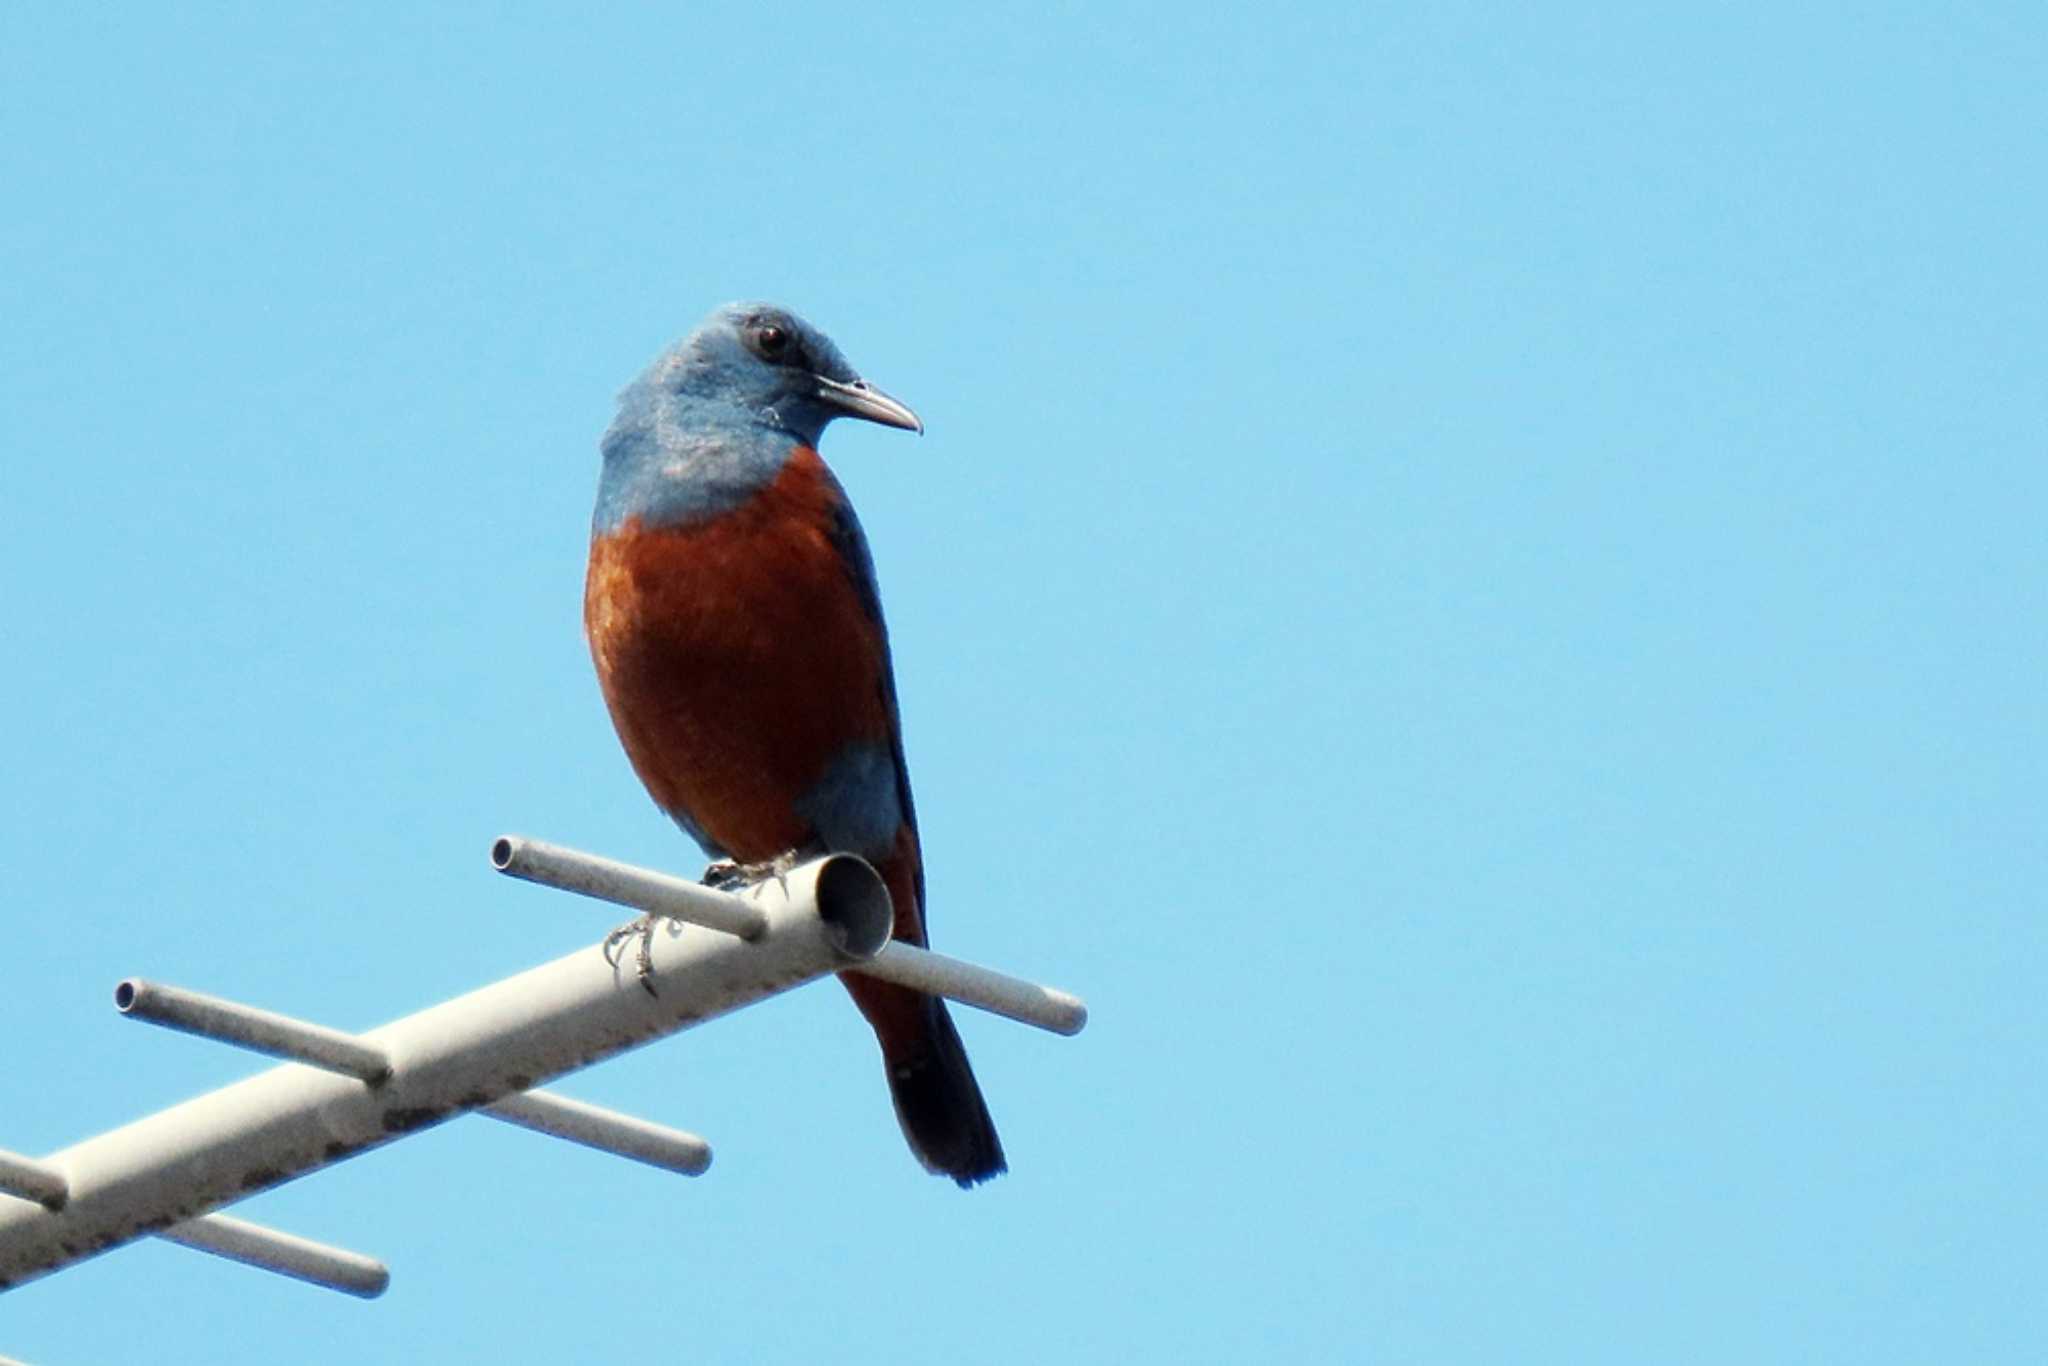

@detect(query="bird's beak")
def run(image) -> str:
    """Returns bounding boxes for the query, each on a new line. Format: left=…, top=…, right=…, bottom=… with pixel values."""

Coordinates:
left=814, top=375, right=924, bottom=434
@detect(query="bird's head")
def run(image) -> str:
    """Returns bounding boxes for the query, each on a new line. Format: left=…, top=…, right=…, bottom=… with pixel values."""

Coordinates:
left=660, top=302, right=923, bottom=446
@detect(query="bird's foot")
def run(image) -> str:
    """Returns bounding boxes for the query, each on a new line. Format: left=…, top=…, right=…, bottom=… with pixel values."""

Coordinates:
left=701, top=850, right=801, bottom=894
left=601, top=914, right=663, bottom=998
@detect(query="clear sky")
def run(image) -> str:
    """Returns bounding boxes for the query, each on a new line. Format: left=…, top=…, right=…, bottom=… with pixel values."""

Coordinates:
left=3, top=4, right=2044, bottom=1362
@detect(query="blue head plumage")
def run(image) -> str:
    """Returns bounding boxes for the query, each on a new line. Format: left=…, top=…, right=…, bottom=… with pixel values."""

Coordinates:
left=594, top=303, right=921, bottom=535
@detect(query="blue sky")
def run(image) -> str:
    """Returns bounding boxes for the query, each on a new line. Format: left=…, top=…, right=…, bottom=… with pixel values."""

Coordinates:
left=4, top=4, right=2044, bottom=1361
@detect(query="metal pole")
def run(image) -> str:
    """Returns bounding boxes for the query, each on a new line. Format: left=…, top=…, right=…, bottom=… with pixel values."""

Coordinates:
left=115, top=980, right=393, bottom=1082
left=0, top=1152, right=65, bottom=1212
left=113, top=980, right=713, bottom=1177
left=482, top=1091, right=711, bottom=1176
left=0, top=853, right=890, bottom=1294
left=493, top=836, right=1089, bottom=1035
left=861, top=942, right=1089, bottom=1035
left=158, top=1213, right=390, bottom=1298
left=492, top=836, right=769, bottom=939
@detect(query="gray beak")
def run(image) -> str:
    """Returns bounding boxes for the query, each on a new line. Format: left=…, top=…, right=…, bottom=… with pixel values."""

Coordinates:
left=814, top=375, right=924, bottom=434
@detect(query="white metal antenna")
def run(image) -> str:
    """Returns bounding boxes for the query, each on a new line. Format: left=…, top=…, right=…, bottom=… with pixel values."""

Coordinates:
left=0, top=835, right=1085, bottom=1306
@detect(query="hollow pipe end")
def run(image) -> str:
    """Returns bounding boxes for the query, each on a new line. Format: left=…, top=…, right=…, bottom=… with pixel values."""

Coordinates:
left=810, top=855, right=893, bottom=962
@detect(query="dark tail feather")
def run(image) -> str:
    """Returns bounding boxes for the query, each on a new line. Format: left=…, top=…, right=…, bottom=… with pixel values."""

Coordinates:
left=883, top=993, right=1006, bottom=1187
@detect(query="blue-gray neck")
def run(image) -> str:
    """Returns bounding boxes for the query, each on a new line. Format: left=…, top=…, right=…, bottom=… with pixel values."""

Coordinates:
left=594, top=348, right=844, bottom=535
left=593, top=390, right=806, bottom=536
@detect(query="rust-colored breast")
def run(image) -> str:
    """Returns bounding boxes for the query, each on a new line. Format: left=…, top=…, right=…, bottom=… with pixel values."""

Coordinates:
left=585, top=447, right=897, bottom=864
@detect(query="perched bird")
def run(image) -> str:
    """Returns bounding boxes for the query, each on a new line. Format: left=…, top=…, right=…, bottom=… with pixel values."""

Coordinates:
left=584, top=303, right=1005, bottom=1186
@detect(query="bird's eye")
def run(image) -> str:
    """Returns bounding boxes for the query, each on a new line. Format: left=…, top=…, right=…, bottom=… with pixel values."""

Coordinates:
left=755, top=325, right=789, bottom=359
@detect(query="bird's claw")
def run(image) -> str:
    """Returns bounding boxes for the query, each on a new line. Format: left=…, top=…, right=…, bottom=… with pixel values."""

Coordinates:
left=608, top=850, right=810, bottom=992
left=702, top=850, right=800, bottom=894
left=602, top=914, right=662, bottom=997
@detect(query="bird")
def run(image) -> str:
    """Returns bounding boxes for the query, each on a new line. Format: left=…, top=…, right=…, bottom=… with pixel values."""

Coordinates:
left=583, top=302, right=1005, bottom=1187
